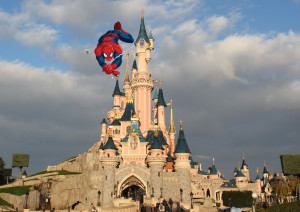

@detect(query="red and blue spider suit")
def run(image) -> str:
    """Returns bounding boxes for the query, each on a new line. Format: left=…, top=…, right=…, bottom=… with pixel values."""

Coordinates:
left=94, top=22, right=134, bottom=77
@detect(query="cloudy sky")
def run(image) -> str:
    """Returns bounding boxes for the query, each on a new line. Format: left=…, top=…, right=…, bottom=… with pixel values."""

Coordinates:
left=0, top=0, right=300, bottom=180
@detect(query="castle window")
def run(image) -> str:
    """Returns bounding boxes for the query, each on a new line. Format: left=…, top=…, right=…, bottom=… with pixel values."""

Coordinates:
left=158, top=172, right=160, bottom=177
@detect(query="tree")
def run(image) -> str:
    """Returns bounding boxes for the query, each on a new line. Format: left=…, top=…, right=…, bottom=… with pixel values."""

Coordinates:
left=270, top=179, right=290, bottom=203
left=12, top=153, right=30, bottom=178
left=3, top=168, right=12, bottom=184
left=0, top=156, right=6, bottom=185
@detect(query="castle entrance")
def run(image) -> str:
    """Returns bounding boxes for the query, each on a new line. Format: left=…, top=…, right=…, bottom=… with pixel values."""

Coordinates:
left=119, top=175, right=146, bottom=203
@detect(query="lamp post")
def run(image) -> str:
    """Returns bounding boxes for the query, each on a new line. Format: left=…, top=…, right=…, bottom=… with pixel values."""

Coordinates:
left=25, top=192, right=29, bottom=209
left=252, top=192, right=258, bottom=212
left=97, top=191, right=101, bottom=206
left=190, top=192, right=193, bottom=209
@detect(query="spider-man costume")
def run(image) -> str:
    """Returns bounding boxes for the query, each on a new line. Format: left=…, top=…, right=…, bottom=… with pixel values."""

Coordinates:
left=95, top=22, right=134, bottom=77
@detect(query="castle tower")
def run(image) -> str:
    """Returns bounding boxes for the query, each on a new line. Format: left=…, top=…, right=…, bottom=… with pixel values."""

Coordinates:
left=101, top=117, right=107, bottom=138
left=255, top=168, right=262, bottom=193
left=262, top=163, right=269, bottom=185
left=174, top=121, right=192, bottom=209
left=235, top=168, right=247, bottom=188
left=209, top=158, right=219, bottom=180
left=168, top=99, right=176, bottom=155
left=100, top=133, right=119, bottom=208
left=152, top=81, right=158, bottom=124
left=157, top=81, right=167, bottom=131
left=123, top=52, right=132, bottom=99
left=147, top=131, right=166, bottom=199
left=241, top=155, right=250, bottom=181
left=131, top=10, right=154, bottom=133
left=112, top=77, right=121, bottom=115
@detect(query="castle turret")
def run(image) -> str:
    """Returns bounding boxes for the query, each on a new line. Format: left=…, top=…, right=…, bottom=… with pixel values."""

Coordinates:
left=101, top=117, right=107, bottom=138
left=262, top=163, right=269, bottom=185
left=255, top=168, right=262, bottom=193
left=174, top=121, right=192, bottom=209
left=149, top=28, right=154, bottom=50
left=100, top=132, right=119, bottom=208
left=131, top=10, right=154, bottom=133
left=241, top=155, right=250, bottom=181
left=157, top=80, right=167, bottom=131
left=152, top=81, right=158, bottom=124
left=209, top=158, right=219, bottom=179
left=235, top=168, right=247, bottom=188
left=147, top=130, right=166, bottom=200
left=168, top=99, right=176, bottom=155
left=112, top=77, right=121, bottom=114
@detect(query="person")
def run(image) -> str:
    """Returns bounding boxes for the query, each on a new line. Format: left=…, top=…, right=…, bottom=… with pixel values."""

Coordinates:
left=95, top=22, right=134, bottom=77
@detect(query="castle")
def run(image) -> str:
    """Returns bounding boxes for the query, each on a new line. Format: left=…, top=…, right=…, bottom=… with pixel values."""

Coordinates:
left=0, top=12, right=267, bottom=212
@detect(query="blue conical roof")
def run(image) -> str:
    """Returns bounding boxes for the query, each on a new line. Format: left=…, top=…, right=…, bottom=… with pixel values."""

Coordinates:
left=111, top=119, right=121, bottom=126
left=255, top=174, right=260, bottom=181
left=112, top=79, right=121, bottom=96
left=263, top=165, right=269, bottom=174
left=157, top=88, right=167, bottom=107
left=235, top=170, right=246, bottom=178
left=149, top=133, right=164, bottom=150
left=153, top=86, right=158, bottom=100
left=174, top=128, right=191, bottom=154
left=234, top=167, right=238, bottom=173
left=103, top=136, right=117, bottom=150
left=135, top=15, right=150, bottom=44
left=101, top=118, right=107, bottom=124
left=99, top=142, right=104, bottom=150
left=210, top=165, right=218, bottom=175
left=132, top=58, right=137, bottom=70
left=120, top=101, right=135, bottom=121
left=149, top=29, right=154, bottom=40
left=121, top=119, right=147, bottom=143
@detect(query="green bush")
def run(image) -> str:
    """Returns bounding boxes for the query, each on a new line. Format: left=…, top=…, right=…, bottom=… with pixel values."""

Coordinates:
left=222, top=191, right=253, bottom=208
left=29, top=170, right=81, bottom=177
left=0, top=186, right=31, bottom=196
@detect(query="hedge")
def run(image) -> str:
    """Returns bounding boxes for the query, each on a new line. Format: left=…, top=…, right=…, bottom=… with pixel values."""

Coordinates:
left=222, top=191, right=253, bottom=208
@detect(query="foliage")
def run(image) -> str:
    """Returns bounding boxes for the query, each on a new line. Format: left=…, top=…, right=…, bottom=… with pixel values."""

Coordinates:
left=0, top=186, right=31, bottom=196
left=2, top=168, right=12, bottom=177
left=257, top=201, right=300, bottom=212
left=270, top=179, right=290, bottom=202
left=0, top=156, right=6, bottom=185
left=29, top=170, right=81, bottom=177
left=0, top=197, right=12, bottom=206
left=287, top=177, right=300, bottom=196
left=222, top=191, right=253, bottom=208
left=280, top=154, right=300, bottom=176
left=12, top=154, right=29, bottom=168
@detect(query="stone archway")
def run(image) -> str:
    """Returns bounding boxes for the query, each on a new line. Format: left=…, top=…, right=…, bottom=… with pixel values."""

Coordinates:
left=118, top=175, right=146, bottom=203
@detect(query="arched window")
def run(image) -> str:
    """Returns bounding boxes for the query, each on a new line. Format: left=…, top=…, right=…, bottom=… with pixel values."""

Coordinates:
left=207, top=189, right=210, bottom=197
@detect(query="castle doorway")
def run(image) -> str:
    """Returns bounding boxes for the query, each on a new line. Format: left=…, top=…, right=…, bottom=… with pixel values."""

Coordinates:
left=119, top=175, right=146, bottom=203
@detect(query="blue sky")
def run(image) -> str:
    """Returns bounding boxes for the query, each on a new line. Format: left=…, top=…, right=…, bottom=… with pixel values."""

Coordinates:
left=0, top=0, right=300, bottom=179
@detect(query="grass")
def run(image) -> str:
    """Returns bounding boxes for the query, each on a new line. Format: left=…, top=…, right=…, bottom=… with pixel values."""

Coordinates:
left=0, top=186, right=31, bottom=196
left=0, top=197, right=12, bottom=206
left=29, top=170, right=81, bottom=177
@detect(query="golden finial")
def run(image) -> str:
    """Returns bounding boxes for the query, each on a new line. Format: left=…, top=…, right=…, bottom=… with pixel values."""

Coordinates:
left=134, top=54, right=136, bottom=60
left=154, top=128, right=158, bottom=137
left=257, top=167, right=259, bottom=175
left=213, top=157, right=215, bottom=165
left=124, top=52, right=131, bottom=84
left=142, top=9, right=144, bottom=18
left=180, top=120, right=183, bottom=130
left=156, top=80, right=158, bottom=88
left=243, top=153, right=245, bottom=160
left=117, top=75, right=119, bottom=80
left=159, top=80, right=162, bottom=89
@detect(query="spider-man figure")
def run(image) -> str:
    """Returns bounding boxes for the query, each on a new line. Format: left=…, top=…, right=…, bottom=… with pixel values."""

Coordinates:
left=95, top=22, right=134, bottom=77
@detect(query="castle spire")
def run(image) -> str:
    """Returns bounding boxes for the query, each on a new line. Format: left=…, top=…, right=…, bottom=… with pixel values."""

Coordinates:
left=174, top=121, right=191, bottom=154
left=112, top=77, right=121, bottom=97
left=157, top=80, right=167, bottom=107
left=168, top=100, right=176, bottom=134
left=135, top=9, right=149, bottom=44
left=124, top=52, right=131, bottom=84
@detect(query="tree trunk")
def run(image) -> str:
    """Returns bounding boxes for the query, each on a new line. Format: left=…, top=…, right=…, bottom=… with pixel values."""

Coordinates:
left=19, top=166, right=23, bottom=179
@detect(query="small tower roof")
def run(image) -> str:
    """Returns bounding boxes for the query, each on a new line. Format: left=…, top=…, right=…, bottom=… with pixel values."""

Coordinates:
left=135, top=9, right=150, bottom=44
left=112, top=78, right=121, bottom=96
left=103, top=136, right=117, bottom=150
left=263, top=165, right=269, bottom=174
left=157, top=81, right=167, bottom=107
left=146, top=129, right=168, bottom=146
left=124, top=52, right=131, bottom=84
left=121, top=116, right=147, bottom=143
left=174, top=121, right=191, bottom=154
left=233, top=167, right=238, bottom=173
left=132, top=56, right=137, bottom=70
left=235, top=169, right=246, bottom=178
left=101, top=118, right=107, bottom=124
left=149, top=28, right=154, bottom=40
left=149, top=131, right=164, bottom=150
left=210, top=159, right=218, bottom=175
left=241, top=155, right=248, bottom=169
left=120, top=99, right=135, bottom=121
